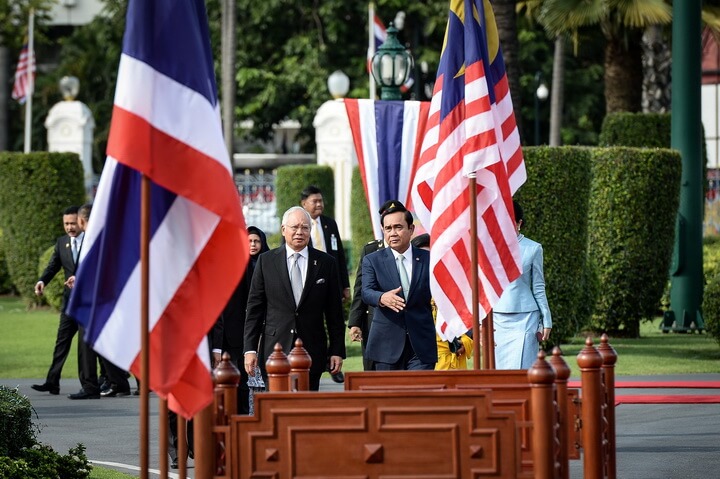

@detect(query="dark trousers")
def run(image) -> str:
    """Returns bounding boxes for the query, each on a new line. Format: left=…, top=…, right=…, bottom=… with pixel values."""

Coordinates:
left=101, top=357, right=130, bottom=392
left=45, top=312, right=78, bottom=387
left=77, top=326, right=100, bottom=394
left=373, top=335, right=435, bottom=371
left=168, top=411, right=194, bottom=462
left=225, top=346, right=250, bottom=414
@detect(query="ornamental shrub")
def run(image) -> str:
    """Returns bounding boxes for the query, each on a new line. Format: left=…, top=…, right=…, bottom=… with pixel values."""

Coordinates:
left=350, top=166, right=374, bottom=264
left=0, top=153, right=85, bottom=305
left=0, top=386, right=36, bottom=457
left=0, top=228, right=16, bottom=294
left=704, top=272, right=720, bottom=345
left=274, top=165, right=334, bottom=219
left=587, top=147, right=681, bottom=336
left=38, top=245, right=64, bottom=311
left=515, top=147, right=593, bottom=343
left=598, top=112, right=671, bottom=148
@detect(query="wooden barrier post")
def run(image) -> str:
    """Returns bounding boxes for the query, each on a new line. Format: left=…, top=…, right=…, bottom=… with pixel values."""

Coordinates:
left=577, top=337, right=604, bottom=479
left=598, top=334, right=618, bottom=479
left=194, top=404, right=214, bottom=479
left=288, top=339, right=312, bottom=391
left=528, top=350, right=556, bottom=479
left=549, top=347, right=570, bottom=479
left=212, top=352, right=240, bottom=478
left=266, top=343, right=291, bottom=392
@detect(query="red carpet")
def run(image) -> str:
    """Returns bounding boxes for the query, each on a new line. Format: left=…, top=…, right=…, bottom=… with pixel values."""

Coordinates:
left=567, top=380, right=720, bottom=389
left=614, top=395, right=720, bottom=405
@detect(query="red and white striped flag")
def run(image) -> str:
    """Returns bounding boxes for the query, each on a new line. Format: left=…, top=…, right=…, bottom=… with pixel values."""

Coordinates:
left=12, top=42, right=35, bottom=104
left=411, top=0, right=525, bottom=341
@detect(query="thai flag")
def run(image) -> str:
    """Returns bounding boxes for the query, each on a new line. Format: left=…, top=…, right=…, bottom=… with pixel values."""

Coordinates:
left=67, top=0, right=248, bottom=418
left=344, top=99, right=430, bottom=239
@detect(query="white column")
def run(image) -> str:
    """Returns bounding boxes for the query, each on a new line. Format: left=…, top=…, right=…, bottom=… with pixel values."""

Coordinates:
left=313, top=99, right=356, bottom=239
left=45, top=100, right=96, bottom=199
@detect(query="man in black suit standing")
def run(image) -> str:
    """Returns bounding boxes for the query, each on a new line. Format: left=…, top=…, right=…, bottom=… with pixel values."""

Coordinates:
left=243, top=206, right=346, bottom=391
left=32, top=206, right=90, bottom=396
left=300, top=185, right=349, bottom=383
left=348, top=200, right=405, bottom=371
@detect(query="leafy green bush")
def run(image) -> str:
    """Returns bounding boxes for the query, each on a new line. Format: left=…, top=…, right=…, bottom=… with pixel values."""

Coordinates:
left=350, top=166, right=374, bottom=264
left=0, top=387, right=92, bottom=478
left=0, top=444, right=92, bottom=479
left=37, top=246, right=64, bottom=311
left=704, top=273, right=720, bottom=345
left=0, top=386, right=36, bottom=457
left=598, top=112, right=671, bottom=148
left=275, top=165, right=334, bottom=219
left=704, top=236, right=720, bottom=283
left=0, top=153, right=85, bottom=305
left=588, top=147, right=681, bottom=336
left=515, top=146, right=594, bottom=343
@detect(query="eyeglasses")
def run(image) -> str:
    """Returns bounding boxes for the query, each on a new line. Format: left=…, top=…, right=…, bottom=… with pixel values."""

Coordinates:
left=285, top=224, right=310, bottom=233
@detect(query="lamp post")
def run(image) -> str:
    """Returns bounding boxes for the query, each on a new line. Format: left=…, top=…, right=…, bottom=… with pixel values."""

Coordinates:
left=534, top=71, right=549, bottom=145
left=371, top=23, right=413, bottom=100
left=327, top=70, right=350, bottom=99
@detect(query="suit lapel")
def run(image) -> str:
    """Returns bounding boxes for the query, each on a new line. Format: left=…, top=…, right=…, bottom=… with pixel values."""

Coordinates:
left=408, top=246, right=425, bottom=300
left=379, top=248, right=402, bottom=292
left=300, top=248, right=322, bottom=305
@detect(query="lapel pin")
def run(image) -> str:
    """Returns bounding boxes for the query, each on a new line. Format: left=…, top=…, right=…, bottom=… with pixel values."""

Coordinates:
left=313, top=260, right=317, bottom=266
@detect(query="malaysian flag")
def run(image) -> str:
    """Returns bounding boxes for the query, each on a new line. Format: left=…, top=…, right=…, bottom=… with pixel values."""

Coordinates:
left=411, top=0, right=525, bottom=341
left=67, top=0, right=248, bottom=418
left=12, top=42, right=34, bottom=104
left=344, top=99, right=430, bottom=238
left=368, top=12, right=415, bottom=94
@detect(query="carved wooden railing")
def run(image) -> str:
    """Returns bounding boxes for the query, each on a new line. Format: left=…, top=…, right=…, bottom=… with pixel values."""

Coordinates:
left=210, top=336, right=617, bottom=479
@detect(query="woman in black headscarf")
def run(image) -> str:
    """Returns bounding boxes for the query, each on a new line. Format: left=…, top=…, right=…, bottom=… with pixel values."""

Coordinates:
left=221, top=225, right=269, bottom=414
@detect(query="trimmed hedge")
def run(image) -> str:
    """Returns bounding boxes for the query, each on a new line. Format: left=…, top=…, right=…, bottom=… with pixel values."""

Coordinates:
left=598, top=112, right=671, bottom=148
left=350, top=166, right=374, bottom=262
left=0, top=153, right=85, bottom=305
left=275, top=165, right=334, bottom=220
left=588, top=147, right=681, bottom=336
left=704, top=272, right=720, bottom=346
left=515, top=147, right=594, bottom=343
left=38, top=245, right=64, bottom=311
left=0, top=229, right=15, bottom=294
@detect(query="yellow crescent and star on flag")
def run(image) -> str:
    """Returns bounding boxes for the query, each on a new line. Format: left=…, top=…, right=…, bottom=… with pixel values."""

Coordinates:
left=443, top=0, right=500, bottom=79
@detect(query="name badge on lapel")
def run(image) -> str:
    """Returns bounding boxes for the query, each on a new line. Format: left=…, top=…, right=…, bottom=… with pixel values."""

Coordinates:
left=330, top=234, right=338, bottom=251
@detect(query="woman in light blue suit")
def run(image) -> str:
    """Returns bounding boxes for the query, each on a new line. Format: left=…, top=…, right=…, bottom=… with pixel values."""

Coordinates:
left=494, top=201, right=552, bottom=369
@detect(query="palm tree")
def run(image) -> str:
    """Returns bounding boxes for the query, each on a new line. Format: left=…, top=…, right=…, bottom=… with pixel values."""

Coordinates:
left=540, top=0, right=672, bottom=114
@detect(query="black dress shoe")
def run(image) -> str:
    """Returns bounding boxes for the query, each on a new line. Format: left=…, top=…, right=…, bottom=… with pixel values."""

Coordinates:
left=31, top=383, right=60, bottom=395
left=133, top=388, right=140, bottom=396
left=100, top=387, right=131, bottom=397
left=100, top=381, right=112, bottom=393
left=170, top=460, right=178, bottom=469
left=68, top=390, right=101, bottom=400
left=330, top=371, right=345, bottom=384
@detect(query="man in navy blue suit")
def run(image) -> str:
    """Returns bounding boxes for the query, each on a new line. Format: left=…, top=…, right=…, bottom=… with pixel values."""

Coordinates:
left=361, top=202, right=437, bottom=370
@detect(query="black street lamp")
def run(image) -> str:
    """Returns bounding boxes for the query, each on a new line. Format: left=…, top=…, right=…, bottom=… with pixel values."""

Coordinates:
left=534, top=71, right=549, bottom=145
left=371, top=23, right=413, bottom=100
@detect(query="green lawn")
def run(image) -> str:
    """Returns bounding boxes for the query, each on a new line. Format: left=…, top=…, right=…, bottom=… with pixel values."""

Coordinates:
left=1, top=295, right=718, bottom=381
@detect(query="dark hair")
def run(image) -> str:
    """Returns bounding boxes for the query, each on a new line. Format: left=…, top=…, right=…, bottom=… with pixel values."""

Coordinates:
left=63, top=206, right=80, bottom=216
left=381, top=209, right=414, bottom=229
left=513, top=200, right=524, bottom=225
left=411, top=233, right=430, bottom=249
left=300, top=185, right=323, bottom=201
left=78, top=204, right=92, bottom=221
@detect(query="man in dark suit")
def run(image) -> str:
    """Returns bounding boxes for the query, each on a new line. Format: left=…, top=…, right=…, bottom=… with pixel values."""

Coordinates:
left=300, top=185, right=349, bottom=383
left=361, top=203, right=437, bottom=370
left=348, top=200, right=405, bottom=371
left=243, top=206, right=346, bottom=391
left=32, top=206, right=91, bottom=396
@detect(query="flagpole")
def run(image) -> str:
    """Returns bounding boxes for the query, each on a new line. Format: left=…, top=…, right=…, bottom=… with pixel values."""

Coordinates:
left=140, top=175, right=151, bottom=479
left=368, top=2, right=376, bottom=100
left=469, top=174, right=482, bottom=370
left=23, top=8, right=34, bottom=154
